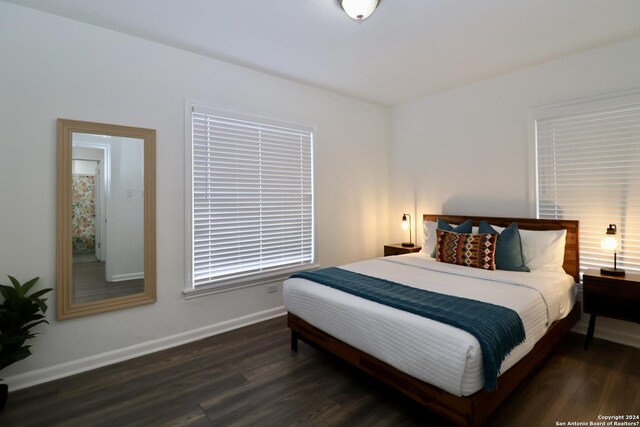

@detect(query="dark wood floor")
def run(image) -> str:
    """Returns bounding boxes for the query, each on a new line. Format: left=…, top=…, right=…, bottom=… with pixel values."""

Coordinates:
left=1, top=316, right=638, bottom=426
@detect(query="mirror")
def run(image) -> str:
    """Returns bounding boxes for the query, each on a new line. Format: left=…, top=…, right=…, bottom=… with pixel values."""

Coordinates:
left=57, top=119, right=156, bottom=320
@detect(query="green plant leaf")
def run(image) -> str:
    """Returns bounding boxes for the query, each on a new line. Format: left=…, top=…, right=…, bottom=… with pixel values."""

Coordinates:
left=29, top=288, right=52, bottom=299
left=21, top=320, right=49, bottom=331
left=0, top=346, right=32, bottom=371
left=7, top=275, right=23, bottom=297
left=0, top=285, right=16, bottom=300
left=35, top=300, right=48, bottom=314
left=0, top=275, right=52, bottom=374
left=21, top=277, right=40, bottom=296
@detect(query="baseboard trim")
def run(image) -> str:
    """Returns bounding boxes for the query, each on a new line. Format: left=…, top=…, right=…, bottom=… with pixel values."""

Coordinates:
left=111, top=272, right=144, bottom=282
left=5, top=306, right=287, bottom=392
left=572, top=317, right=640, bottom=349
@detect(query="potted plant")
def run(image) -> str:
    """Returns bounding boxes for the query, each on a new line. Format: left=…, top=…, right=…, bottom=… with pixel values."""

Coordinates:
left=0, top=276, right=52, bottom=411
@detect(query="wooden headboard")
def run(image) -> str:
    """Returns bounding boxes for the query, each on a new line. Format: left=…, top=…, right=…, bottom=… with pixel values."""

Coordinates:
left=423, top=214, right=580, bottom=282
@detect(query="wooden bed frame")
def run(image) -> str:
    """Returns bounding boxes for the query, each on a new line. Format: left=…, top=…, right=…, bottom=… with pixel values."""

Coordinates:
left=288, top=214, right=580, bottom=427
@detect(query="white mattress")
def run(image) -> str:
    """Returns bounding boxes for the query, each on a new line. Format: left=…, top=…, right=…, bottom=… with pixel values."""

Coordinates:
left=283, top=253, right=576, bottom=396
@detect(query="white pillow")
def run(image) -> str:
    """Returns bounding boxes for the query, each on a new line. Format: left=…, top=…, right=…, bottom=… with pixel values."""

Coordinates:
left=421, top=220, right=479, bottom=255
left=421, top=221, right=437, bottom=254
left=491, top=225, right=566, bottom=273
left=520, top=228, right=567, bottom=273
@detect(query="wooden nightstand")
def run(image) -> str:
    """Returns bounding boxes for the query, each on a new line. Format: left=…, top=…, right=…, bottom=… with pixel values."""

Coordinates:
left=384, top=243, right=422, bottom=257
left=582, top=269, right=640, bottom=350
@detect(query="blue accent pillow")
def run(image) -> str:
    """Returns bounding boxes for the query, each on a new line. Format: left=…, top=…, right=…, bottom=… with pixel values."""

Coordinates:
left=478, top=221, right=530, bottom=272
left=430, top=218, right=473, bottom=258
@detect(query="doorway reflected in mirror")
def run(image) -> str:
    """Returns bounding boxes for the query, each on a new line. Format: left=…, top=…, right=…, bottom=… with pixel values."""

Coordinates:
left=70, top=134, right=145, bottom=304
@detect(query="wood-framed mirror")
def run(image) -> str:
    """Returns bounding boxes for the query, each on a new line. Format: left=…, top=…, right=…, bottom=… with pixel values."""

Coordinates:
left=56, top=119, right=156, bottom=320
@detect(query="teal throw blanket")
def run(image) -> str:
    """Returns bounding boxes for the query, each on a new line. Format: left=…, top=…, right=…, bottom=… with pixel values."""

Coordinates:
left=291, top=267, right=526, bottom=391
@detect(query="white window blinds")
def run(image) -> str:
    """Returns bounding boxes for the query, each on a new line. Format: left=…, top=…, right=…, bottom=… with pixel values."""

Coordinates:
left=190, top=106, right=314, bottom=288
left=535, top=93, right=640, bottom=275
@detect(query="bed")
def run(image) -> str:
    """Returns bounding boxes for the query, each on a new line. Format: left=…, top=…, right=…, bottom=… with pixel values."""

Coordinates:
left=284, top=214, right=580, bottom=427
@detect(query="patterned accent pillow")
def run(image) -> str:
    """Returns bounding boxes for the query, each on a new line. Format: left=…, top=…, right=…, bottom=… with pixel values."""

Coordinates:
left=436, top=229, right=498, bottom=270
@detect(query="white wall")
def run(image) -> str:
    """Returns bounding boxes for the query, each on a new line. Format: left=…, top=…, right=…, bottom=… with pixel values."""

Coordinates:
left=0, top=2, right=390, bottom=388
left=390, top=36, right=640, bottom=348
left=72, top=159, right=98, bottom=175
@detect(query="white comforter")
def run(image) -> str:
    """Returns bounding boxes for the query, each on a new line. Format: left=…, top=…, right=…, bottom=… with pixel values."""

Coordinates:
left=283, top=253, right=576, bottom=396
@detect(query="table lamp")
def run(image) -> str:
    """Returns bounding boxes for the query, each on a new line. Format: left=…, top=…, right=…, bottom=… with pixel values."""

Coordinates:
left=600, top=224, right=625, bottom=276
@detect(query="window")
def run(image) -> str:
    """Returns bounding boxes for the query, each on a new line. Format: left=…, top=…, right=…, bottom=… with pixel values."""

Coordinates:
left=186, top=104, right=315, bottom=294
left=534, top=92, right=640, bottom=277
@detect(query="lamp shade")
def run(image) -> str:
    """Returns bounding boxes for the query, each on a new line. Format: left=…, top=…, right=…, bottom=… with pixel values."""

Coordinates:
left=600, top=223, right=625, bottom=276
left=600, top=224, right=620, bottom=253
left=339, top=0, right=380, bottom=21
left=401, top=213, right=414, bottom=247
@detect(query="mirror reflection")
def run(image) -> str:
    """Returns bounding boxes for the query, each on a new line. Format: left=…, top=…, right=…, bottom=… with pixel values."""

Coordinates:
left=57, top=119, right=156, bottom=320
left=71, top=134, right=145, bottom=304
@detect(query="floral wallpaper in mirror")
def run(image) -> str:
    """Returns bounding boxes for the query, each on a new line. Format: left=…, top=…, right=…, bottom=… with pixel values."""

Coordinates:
left=72, top=175, right=96, bottom=253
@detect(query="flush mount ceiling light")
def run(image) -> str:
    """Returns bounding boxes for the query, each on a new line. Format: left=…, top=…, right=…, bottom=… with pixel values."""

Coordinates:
left=339, top=0, right=380, bottom=22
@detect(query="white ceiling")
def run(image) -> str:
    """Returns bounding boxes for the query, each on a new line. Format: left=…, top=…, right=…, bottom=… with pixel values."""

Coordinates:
left=5, top=0, right=640, bottom=106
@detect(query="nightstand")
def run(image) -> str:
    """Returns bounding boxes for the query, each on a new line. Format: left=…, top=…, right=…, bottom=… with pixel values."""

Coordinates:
left=582, top=269, right=640, bottom=350
left=384, top=243, right=422, bottom=257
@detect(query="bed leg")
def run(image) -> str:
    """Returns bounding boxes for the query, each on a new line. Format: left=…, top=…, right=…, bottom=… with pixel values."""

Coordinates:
left=291, top=330, right=299, bottom=352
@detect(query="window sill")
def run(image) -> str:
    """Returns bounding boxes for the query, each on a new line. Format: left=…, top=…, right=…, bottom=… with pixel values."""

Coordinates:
left=183, top=263, right=320, bottom=300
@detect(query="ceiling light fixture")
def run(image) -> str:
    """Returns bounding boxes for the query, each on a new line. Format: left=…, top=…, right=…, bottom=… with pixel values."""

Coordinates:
left=339, top=0, right=380, bottom=22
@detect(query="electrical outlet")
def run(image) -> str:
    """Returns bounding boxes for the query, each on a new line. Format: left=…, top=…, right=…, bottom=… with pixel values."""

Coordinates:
left=267, top=284, right=278, bottom=294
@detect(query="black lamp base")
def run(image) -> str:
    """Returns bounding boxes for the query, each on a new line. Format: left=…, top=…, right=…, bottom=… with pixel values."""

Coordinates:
left=401, top=242, right=415, bottom=248
left=600, top=267, right=625, bottom=277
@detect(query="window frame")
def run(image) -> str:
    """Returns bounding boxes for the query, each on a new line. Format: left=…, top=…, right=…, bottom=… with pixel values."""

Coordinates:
left=184, top=100, right=318, bottom=298
left=529, top=90, right=640, bottom=282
